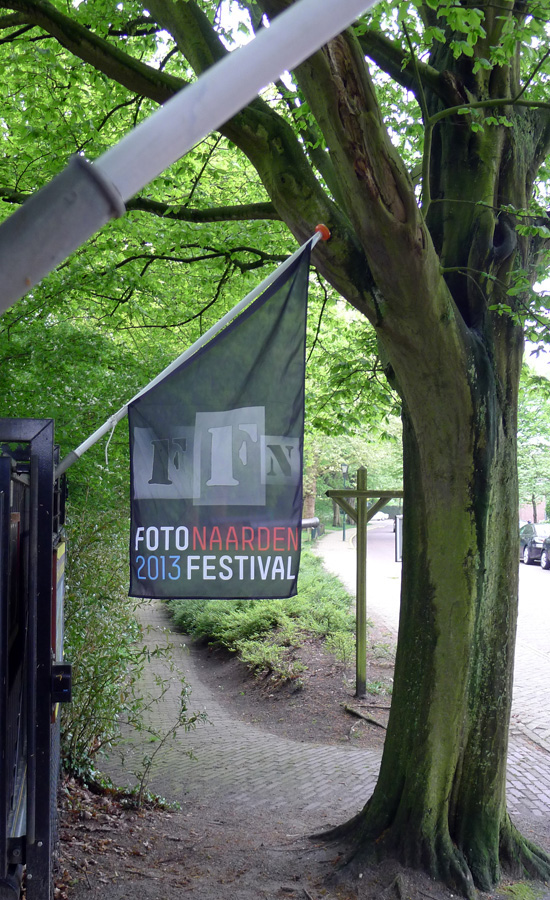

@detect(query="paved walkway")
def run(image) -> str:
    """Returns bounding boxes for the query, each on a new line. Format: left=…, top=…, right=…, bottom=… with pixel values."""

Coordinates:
left=100, top=529, right=550, bottom=829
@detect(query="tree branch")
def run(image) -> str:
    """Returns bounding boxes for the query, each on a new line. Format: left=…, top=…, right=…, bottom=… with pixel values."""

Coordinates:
left=129, top=198, right=280, bottom=223
left=82, top=245, right=289, bottom=297
left=112, top=262, right=236, bottom=330
left=307, top=275, right=330, bottom=363
left=260, top=5, right=420, bottom=258
left=146, top=0, right=226, bottom=73
left=0, top=189, right=31, bottom=205
left=184, top=135, right=223, bottom=208
left=530, top=109, right=550, bottom=184
left=0, top=0, right=185, bottom=102
left=0, top=10, right=25, bottom=26
left=274, top=79, right=347, bottom=208
left=108, top=245, right=287, bottom=273
left=0, top=19, right=32, bottom=40
left=356, top=28, right=450, bottom=105
left=430, top=96, right=550, bottom=127
left=0, top=187, right=281, bottom=223
left=145, top=0, right=376, bottom=316
left=401, top=22, right=431, bottom=214
left=107, top=17, right=160, bottom=39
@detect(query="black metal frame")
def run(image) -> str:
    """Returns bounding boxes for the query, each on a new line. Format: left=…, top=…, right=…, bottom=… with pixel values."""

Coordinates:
left=0, top=419, right=66, bottom=900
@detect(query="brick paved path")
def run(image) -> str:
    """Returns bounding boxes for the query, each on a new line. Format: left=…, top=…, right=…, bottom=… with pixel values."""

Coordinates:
left=100, top=529, right=550, bottom=829
left=103, top=600, right=380, bottom=827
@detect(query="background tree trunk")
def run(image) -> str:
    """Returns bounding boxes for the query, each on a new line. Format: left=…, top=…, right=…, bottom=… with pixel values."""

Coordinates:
left=302, top=489, right=316, bottom=520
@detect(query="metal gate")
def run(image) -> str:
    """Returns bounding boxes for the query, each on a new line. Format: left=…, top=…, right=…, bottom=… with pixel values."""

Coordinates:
left=0, top=419, right=68, bottom=899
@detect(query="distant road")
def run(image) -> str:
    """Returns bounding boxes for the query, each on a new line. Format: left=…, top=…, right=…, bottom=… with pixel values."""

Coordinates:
left=316, top=524, right=550, bottom=752
left=315, top=522, right=400, bottom=636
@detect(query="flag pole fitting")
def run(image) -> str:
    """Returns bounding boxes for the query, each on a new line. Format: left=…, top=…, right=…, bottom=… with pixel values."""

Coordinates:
left=314, top=224, right=331, bottom=241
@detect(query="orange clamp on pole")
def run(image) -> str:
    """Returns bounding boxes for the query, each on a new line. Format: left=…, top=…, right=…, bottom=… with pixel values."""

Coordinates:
left=314, top=223, right=331, bottom=241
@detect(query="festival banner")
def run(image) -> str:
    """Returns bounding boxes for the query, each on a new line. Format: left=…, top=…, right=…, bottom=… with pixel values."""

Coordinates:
left=128, top=243, right=311, bottom=599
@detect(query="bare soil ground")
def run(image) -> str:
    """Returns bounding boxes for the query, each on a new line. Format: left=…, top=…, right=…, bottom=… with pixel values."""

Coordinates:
left=56, top=629, right=550, bottom=900
left=189, top=620, right=395, bottom=748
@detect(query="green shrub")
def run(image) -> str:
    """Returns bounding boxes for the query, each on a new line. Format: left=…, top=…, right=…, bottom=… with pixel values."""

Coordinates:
left=325, top=631, right=356, bottom=669
left=236, top=636, right=306, bottom=682
left=61, top=506, right=199, bottom=780
left=168, top=550, right=356, bottom=683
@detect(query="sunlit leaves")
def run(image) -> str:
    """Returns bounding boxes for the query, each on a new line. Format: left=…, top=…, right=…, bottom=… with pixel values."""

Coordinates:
left=305, top=284, right=400, bottom=437
left=517, top=367, right=550, bottom=514
left=1, top=0, right=550, bottom=440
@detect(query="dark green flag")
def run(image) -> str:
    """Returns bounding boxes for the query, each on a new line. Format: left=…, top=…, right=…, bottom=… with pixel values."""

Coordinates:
left=128, top=243, right=311, bottom=599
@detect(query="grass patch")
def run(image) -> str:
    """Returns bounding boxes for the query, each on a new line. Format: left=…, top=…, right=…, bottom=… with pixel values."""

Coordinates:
left=500, top=885, right=548, bottom=900
left=168, top=550, right=355, bottom=683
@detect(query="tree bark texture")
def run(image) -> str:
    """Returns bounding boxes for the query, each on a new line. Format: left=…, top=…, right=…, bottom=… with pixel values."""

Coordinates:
left=302, top=490, right=316, bottom=520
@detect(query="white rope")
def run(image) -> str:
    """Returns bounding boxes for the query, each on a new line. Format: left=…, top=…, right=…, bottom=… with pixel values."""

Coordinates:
left=104, top=419, right=118, bottom=469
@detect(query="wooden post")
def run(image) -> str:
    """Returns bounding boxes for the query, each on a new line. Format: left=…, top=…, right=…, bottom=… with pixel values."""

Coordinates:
left=356, top=467, right=368, bottom=698
left=325, top=479, right=403, bottom=701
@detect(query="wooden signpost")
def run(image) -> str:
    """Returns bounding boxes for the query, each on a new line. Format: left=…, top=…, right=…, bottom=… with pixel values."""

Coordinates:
left=326, top=467, right=403, bottom=698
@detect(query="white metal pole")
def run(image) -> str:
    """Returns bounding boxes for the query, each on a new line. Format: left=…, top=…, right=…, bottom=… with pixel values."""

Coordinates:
left=0, top=0, right=379, bottom=313
left=55, top=230, right=322, bottom=477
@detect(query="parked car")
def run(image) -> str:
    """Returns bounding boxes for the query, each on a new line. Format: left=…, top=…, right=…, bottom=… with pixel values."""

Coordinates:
left=541, top=536, right=550, bottom=570
left=519, top=523, right=550, bottom=565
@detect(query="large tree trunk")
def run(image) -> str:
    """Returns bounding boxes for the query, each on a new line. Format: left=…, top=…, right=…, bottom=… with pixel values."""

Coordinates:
left=326, top=316, right=550, bottom=896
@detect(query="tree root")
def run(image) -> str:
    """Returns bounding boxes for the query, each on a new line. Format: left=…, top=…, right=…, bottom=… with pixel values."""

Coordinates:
left=500, top=815, right=550, bottom=882
left=324, top=832, right=477, bottom=900
left=314, top=800, right=550, bottom=899
left=343, top=704, right=387, bottom=728
left=313, top=804, right=485, bottom=899
left=311, top=805, right=370, bottom=844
